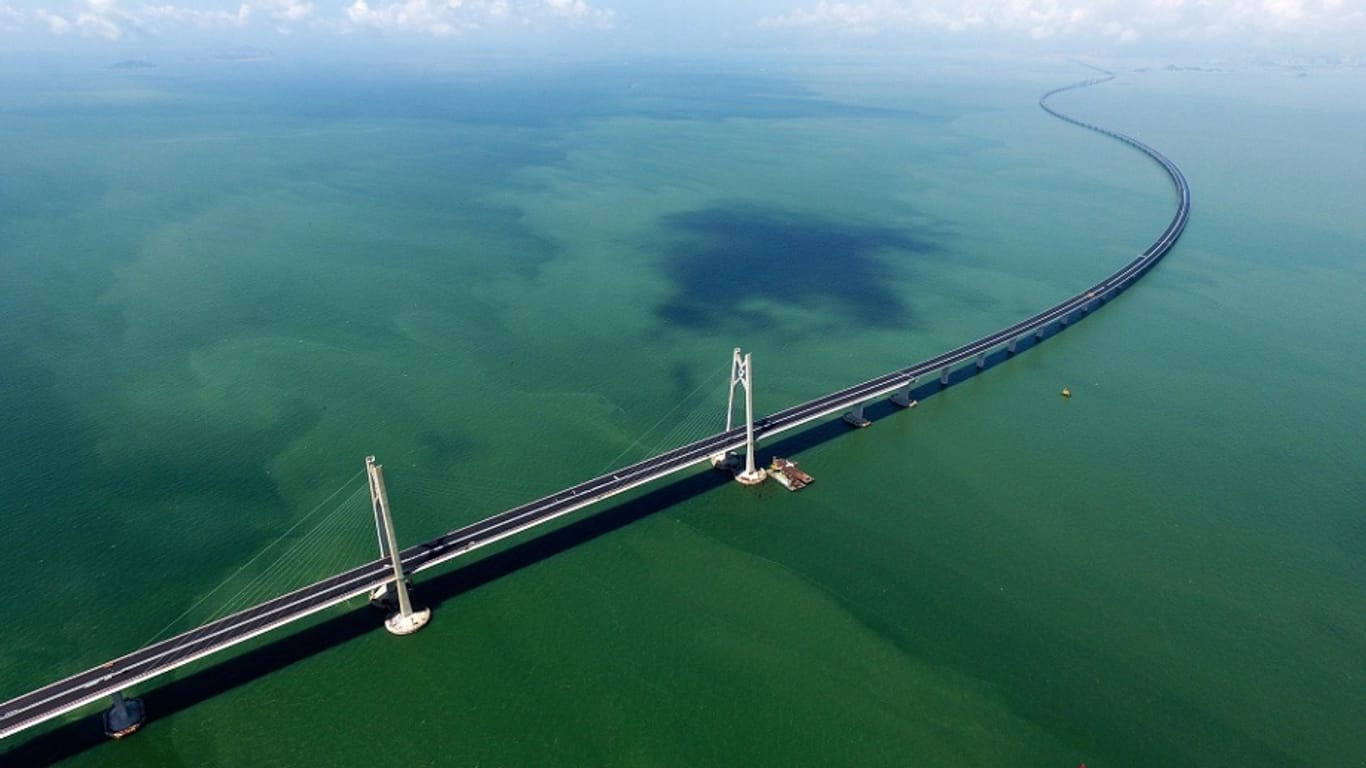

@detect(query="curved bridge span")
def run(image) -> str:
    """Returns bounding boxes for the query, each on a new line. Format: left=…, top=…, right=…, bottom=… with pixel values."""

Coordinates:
left=1, top=73, right=1190, bottom=744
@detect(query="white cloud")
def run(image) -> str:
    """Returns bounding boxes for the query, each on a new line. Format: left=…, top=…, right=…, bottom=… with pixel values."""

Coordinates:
left=254, top=0, right=311, bottom=22
left=141, top=1, right=251, bottom=28
left=2, top=0, right=612, bottom=39
left=0, top=3, right=25, bottom=29
left=544, top=0, right=612, bottom=25
left=767, top=1, right=886, bottom=35
left=42, top=0, right=261, bottom=40
left=342, top=0, right=612, bottom=35
left=758, top=0, right=1366, bottom=49
left=69, top=0, right=134, bottom=39
left=33, top=7, right=73, bottom=32
left=344, top=0, right=467, bottom=36
left=77, top=7, right=121, bottom=36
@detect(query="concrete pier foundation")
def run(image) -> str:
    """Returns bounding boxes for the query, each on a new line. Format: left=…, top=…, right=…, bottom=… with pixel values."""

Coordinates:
left=891, top=381, right=917, bottom=408
left=940, top=365, right=951, bottom=386
left=710, top=451, right=740, bottom=472
left=385, top=606, right=431, bottom=636
left=842, top=402, right=871, bottom=428
left=103, top=692, right=145, bottom=739
left=975, top=352, right=986, bottom=370
left=734, top=468, right=767, bottom=485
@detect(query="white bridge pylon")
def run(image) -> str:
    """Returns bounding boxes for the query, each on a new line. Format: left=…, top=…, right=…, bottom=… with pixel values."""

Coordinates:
left=711, top=347, right=767, bottom=485
left=366, top=456, right=431, bottom=635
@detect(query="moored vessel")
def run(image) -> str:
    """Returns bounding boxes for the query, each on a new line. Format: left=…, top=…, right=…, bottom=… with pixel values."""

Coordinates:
left=767, top=457, right=814, bottom=491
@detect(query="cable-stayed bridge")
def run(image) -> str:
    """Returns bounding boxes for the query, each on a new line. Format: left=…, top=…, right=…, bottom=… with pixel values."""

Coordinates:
left=0, top=71, right=1189, bottom=744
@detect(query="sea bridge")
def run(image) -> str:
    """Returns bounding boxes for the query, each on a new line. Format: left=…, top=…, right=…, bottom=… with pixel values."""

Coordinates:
left=0, top=70, right=1190, bottom=745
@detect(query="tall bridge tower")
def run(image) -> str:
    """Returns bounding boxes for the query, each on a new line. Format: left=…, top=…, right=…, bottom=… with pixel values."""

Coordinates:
left=712, top=347, right=766, bottom=485
left=366, top=456, right=431, bottom=635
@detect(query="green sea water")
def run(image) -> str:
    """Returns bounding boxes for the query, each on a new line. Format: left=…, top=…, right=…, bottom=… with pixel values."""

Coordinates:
left=1, top=54, right=1363, bottom=767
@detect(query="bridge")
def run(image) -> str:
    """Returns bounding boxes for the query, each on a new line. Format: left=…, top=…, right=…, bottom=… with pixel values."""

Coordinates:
left=0, top=71, right=1190, bottom=745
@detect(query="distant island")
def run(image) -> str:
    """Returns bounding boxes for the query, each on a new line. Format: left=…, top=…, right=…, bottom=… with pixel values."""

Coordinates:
left=109, top=59, right=156, bottom=70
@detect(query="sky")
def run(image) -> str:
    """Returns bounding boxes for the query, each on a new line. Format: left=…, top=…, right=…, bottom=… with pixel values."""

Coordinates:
left=0, top=0, right=1363, bottom=60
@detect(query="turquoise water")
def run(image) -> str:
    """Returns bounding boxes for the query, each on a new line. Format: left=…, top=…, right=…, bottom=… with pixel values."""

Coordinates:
left=1, top=55, right=1363, bottom=766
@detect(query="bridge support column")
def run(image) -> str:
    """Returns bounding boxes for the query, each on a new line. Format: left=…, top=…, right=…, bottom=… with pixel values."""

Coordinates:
left=975, top=352, right=986, bottom=370
left=842, top=401, right=871, bottom=428
left=939, top=365, right=951, bottom=386
left=891, top=378, right=917, bottom=408
left=1035, top=325, right=1046, bottom=340
left=1060, top=312, right=1071, bottom=326
left=1007, top=337, right=1019, bottom=354
left=103, top=691, right=145, bottom=739
left=367, top=456, right=431, bottom=636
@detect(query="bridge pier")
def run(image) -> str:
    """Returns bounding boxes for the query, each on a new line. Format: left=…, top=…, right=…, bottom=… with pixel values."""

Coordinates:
left=103, top=691, right=145, bottom=739
left=891, top=378, right=917, bottom=408
left=975, top=352, right=986, bottom=370
left=709, top=451, right=740, bottom=472
left=1007, top=337, right=1019, bottom=354
left=367, top=456, right=431, bottom=635
left=842, top=401, right=871, bottom=428
left=939, top=365, right=951, bottom=386
left=1060, top=312, right=1071, bottom=326
left=1035, top=325, right=1046, bottom=340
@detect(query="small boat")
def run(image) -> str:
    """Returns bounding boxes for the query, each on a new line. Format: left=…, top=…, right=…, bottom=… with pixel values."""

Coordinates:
left=767, top=457, right=814, bottom=491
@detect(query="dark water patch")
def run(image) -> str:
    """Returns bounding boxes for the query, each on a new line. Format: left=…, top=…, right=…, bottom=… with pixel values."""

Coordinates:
left=0, top=156, right=109, bottom=223
left=97, top=403, right=322, bottom=507
left=0, top=343, right=105, bottom=542
left=1310, top=613, right=1366, bottom=665
left=829, top=563, right=1312, bottom=768
left=653, top=204, right=938, bottom=334
left=413, top=426, right=478, bottom=469
left=0, top=222, right=132, bottom=358
left=402, top=201, right=562, bottom=283
left=667, top=360, right=701, bottom=404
